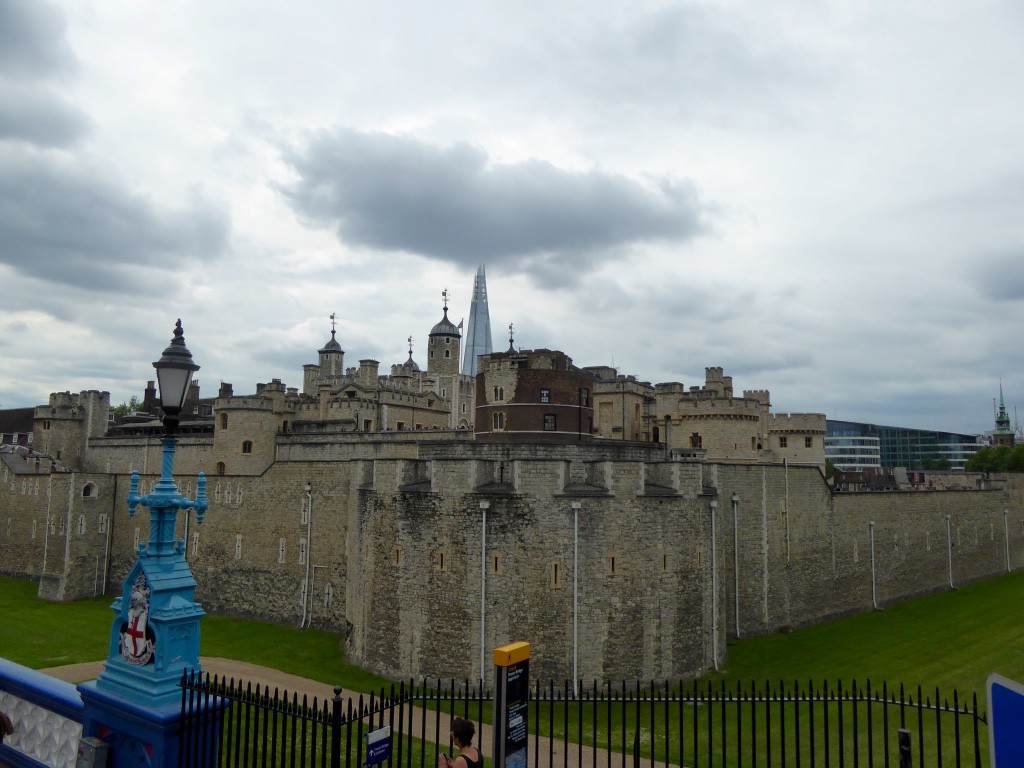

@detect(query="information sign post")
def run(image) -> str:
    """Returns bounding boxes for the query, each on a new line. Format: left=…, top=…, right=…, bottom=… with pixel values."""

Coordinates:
left=988, top=673, right=1024, bottom=767
left=493, top=642, right=530, bottom=768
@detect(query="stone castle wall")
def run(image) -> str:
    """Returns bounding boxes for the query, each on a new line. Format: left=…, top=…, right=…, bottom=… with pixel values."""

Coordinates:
left=3, top=431, right=1023, bottom=682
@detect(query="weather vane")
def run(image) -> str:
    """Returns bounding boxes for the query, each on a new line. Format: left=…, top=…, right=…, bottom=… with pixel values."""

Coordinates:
left=442, top=288, right=449, bottom=310
left=330, top=312, right=337, bottom=333
left=408, top=335, right=413, bottom=355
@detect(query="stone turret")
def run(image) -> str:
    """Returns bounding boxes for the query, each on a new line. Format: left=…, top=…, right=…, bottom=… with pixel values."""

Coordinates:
left=428, top=292, right=461, bottom=377
left=33, top=390, right=110, bottom=470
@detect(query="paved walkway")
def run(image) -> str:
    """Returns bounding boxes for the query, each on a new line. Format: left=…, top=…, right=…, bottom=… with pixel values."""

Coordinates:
left=41, top=660, right=663, bottom=768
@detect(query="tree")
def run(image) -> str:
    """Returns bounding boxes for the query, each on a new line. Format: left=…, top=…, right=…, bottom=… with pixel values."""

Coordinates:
left=110, top=396, right=142, bottom=419
left=965, top=445, right=1024, bottom=473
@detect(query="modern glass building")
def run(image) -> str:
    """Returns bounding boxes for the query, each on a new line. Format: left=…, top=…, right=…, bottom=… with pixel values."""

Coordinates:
left=826, top=420, right=982, bottom=471
left=461, top=265, right=493, bottom=378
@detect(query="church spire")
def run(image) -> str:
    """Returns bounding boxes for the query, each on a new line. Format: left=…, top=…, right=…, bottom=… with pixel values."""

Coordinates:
left=993, top=381, right=1015, bottom=447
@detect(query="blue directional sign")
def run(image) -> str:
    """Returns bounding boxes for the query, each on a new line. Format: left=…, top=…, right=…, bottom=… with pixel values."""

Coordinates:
left=366, top=725, right=392, bottom=766
left=988, top=674, right=1024, bottom=767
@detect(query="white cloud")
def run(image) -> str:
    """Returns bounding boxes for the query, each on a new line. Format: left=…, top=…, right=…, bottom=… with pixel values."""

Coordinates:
left=0, top=0, right=1021, bottom=435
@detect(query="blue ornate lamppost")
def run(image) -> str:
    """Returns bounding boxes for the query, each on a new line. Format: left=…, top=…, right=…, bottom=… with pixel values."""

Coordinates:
left=91, top=319, right=209, bottom=708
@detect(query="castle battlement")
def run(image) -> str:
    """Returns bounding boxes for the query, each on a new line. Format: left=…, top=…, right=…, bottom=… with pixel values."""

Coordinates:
left=770, top=412, right=826, bottom=431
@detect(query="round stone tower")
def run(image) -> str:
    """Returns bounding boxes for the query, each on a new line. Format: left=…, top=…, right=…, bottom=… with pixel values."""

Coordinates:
left=427, top=291, right=461, bottom=377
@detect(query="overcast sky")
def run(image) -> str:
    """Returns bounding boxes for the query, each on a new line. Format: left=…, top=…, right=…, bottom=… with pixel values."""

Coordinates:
left=2, top=0, right=1022, bottom=435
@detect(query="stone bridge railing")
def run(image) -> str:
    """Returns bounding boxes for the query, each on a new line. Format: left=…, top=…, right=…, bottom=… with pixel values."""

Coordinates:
left=0, top=658, right=84, bottom=768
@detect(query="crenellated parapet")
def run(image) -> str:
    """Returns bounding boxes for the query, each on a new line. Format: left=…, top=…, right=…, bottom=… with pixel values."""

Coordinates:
left=770, top=412, right=827, bottom=433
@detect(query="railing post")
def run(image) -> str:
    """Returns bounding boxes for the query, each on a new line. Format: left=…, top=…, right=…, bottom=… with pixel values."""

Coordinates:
left=897, top=729, right=911, bottom=768
left=332, top=686, right=343, bottom=768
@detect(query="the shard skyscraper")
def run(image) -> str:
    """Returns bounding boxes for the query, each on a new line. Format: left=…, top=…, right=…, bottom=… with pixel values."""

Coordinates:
left=461, top=265, right=493, bottom=377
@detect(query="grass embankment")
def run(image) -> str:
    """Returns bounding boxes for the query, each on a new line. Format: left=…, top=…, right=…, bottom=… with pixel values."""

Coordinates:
left=710, top=568, right=1024, bottom=697
left=3, top=569, right=1024, bottom=698
left=0, top=577, right=390, bottom=691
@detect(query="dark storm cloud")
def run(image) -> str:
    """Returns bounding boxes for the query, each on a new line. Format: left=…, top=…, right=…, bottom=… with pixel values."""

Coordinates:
left=0, top=1, right=87, bottom=147
left=0, top=82, right=90, bottom=147
left=279, top=129, right=707, bottom=278
left=973, top=252, right=1024, bottom=301
left=0, top=0, right=77, bottom=79
left=0, top=151, right=230, bottom=291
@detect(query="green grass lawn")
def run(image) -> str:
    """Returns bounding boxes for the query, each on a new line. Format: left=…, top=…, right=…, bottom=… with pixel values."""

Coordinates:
left=3, top=569, right=1023, bottom=700
left=709, top=568, right=1024, bottom=698
left=0, top=576, right=391, bottom=691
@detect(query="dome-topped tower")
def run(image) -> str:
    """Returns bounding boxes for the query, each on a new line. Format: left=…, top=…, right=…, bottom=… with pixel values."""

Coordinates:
left=428, top=289, right=461, bottom=377
left=399, top=336, right=421, bottom=374
left=319, top=314, right=344, bottom=377
left=304, top=313, right=345, bottom=394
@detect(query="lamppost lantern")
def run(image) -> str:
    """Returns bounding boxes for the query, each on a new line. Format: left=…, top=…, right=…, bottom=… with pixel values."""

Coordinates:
left=153, top=319, right=200, bottom=434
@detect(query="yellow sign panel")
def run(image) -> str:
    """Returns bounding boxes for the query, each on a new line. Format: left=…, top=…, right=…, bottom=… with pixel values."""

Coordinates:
left=492, top=641, right=531, bottom=667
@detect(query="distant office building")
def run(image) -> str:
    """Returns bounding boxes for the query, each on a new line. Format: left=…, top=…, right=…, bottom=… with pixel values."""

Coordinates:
left=826, top=420, right=981, bottom=471
left=461, top=265, right=493, bottom=378
left=823, top=430, right=881, bottom=471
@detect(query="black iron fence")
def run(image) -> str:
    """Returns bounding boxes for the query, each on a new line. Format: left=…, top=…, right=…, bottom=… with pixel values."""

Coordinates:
left=178, top=674, right=988, bottom=768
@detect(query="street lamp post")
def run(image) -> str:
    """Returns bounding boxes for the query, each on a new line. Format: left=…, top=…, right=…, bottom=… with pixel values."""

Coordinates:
left=78, top=320, right=215, bottom=768
left=93, top=319, right=209, bottom=706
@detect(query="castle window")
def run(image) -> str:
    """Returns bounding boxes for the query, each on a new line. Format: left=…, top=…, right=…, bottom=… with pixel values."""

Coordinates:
left=220, top=413, right=228, bottom=429
left=805, top=436, right=813, bottom=448
left=234, top=535, right=242, bottom=560
left=216, top=462, right=226, bottom=476
left=133, top=526, right=140, bottom=553
left=393, top=546, right=403, bottom=567
left=77, top=515, right=86, bottom=535
left=191, top=532, right=200, bottom=558
left=540, top=389, right=550, bottom=403
left=690, top=433, right=702, bottom=449
left=436, top=549, right=447, bottom=572
left=82, top=482, right=96, bottom=499
left=445, top=349, right=450, bottom=358
left=779, top=436, right=788, bottom=448
left=550, top=562, right=562, bottom=588
left=278, top=538, right=286, bottom=563
left=543, top=414, right=557, bottom=431
left=490, top=551, right=504, bottom=576
left=242, top=440, right=253, bottom=454
left=445, top=337, right=450, bottom=344
left=581, top=388, right=589, bottom=406
left=301, top=495, right=310, bottom=524
left=606, top=553, right=618, bottom=577
left=492, top=412, right=505, bottom=430
left=98, top=514, right=108, bottom=534
left=299, top=537, right=308, bottom=565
